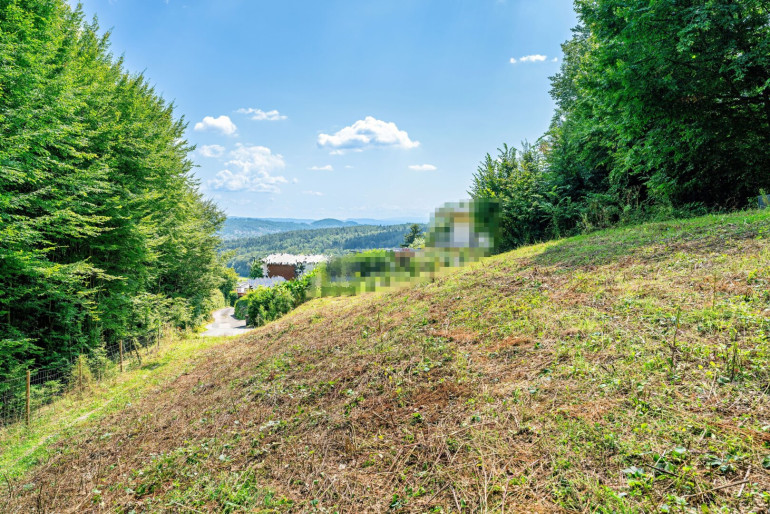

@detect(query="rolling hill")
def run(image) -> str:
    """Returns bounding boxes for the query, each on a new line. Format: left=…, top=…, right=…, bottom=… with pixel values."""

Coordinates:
left=219, top=217, right=426, bottom=241
left=310, top=218, right=359, bottom=228
left=218, top=218, right=313, bottom=241
left=222, top=223, right=422, bottom=276
left=5, top=210, right=770, bottom=512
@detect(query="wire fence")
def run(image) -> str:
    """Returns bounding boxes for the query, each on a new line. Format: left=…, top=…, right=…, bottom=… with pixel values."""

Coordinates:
left=0, top=327, right=177, bottom=427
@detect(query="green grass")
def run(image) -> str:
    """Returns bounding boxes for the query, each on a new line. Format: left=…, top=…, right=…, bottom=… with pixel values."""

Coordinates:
left=0, top=334, right=236, bottom=480
left=4, top=209, right=770, bottom=512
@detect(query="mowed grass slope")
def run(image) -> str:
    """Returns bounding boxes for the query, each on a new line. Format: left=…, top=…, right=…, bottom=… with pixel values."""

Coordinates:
left=6, top=211, right=770, bottom=512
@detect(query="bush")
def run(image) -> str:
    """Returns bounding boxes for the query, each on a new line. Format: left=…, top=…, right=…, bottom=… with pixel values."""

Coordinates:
left=68, top=355, right=94, bottom=392
left=246, top=285, right=295, bottom=327
left=238, top=266, right=323, bottom=327
left=30, top=380, right=64, bottom=411
left=234, top=295, right=251, bottom=319
left=88, top=346, right=114, bottom=381
left=244, top=287, right=272, bottom=326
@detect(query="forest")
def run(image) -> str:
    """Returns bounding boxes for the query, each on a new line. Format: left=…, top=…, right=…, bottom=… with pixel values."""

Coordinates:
left=222, top=223, right=422, bottom=276
left=0, top=1, right=229, bottom=383
left=219, top=218, right=313, bottom=241
left=471, top=0, right=770, bottom=252
left=219, top=217, right=363, bottom=241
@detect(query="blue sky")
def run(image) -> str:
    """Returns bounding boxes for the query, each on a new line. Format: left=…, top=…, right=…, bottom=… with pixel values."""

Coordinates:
left=72, top=0, right=577, bottom=220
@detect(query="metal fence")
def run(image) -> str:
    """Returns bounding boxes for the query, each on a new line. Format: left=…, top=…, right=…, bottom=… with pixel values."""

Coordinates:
left=0, top=332, right=171, bottom=427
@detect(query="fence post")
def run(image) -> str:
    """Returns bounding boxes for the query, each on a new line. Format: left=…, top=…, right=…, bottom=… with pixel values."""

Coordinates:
left=78, top=357, right=83, bottom=391
left=119, top=341, right=124, bottom=372
left=25, top=370, right=30, bottom=426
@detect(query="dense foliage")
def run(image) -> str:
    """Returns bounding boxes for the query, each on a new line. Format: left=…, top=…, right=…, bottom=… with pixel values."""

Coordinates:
left=401, top=224, right=422, bottom=248
left=218, top=266, right=241, bottom=306
left=236, top=268, right=319, bottom=327
left=222, top=224, right=424, bottom=276
left=0, top=0, right=226, bottom=381
left=468, top=144, right=552, bottom=252
left=472, top=0, right=770, bottom=251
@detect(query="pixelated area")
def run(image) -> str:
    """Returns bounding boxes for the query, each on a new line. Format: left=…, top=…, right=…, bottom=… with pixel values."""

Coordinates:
left=313, top=199, right=500, bottom=296
left=759, top=194, right=770, bottom=210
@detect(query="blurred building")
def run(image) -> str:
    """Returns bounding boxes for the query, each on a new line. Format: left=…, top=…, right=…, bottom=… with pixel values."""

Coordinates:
left=262, top=254, right=329, bottom=280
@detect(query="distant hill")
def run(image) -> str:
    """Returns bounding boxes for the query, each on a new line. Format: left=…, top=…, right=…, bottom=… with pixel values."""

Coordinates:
left=220, top=217, right=426, bottom=241
left=347, top=217, right=428, bottom=225
left=310, top=218, right=359, bottom=228
left=219, top=218, right=312, bottom=240
left=261, top=217, right=426, bottom=225
left=221, top=223, right=424, bottom=276
left=258, top=217, right=316, bottom=224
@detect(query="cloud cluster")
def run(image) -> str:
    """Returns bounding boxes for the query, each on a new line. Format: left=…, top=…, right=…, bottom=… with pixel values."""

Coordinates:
left=510, top=54, right=556, bottom=64
left=237, top=108, right=287, bottom=121
left=200, top=114, right=430, bottom=195
left=408, top=164, right=437, bottom=171
left=194, top=115, right=237, bottom=135
left=198, top=144, right=225, bottom=158
left=318, top=116, right=419, bottom=152
left=208, top=144, right=287, bottom=193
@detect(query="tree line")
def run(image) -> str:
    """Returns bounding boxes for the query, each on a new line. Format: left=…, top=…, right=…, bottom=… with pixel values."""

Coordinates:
left=222, top=224, right=424, bottom=276
left=219, top=217, right=313, bottom=241
left=471, top=0, right=770, bottom=252
left=0, top=0, right=229, bottom=382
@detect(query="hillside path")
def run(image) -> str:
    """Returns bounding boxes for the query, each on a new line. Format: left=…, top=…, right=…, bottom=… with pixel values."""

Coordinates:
left=202, top=307, right=252, bottom=337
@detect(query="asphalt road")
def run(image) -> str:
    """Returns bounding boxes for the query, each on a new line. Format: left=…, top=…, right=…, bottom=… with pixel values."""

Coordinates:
left=202, top=307, right=253, bottom=337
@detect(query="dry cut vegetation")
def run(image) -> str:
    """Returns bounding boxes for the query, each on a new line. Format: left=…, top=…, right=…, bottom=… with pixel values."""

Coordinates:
left=4, top=210, right=770, bottom=512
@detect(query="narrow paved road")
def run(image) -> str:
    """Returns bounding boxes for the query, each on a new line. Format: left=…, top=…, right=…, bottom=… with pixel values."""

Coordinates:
left=202, top=307, right=253, bottom=337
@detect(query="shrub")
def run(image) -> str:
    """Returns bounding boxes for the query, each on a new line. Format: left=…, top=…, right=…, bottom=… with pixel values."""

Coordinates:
left=88, top=346, right=114, bottom=381
left=68, top=355, right=94, bottom=391
left=244, top=287, right=274, bottom=326
left=238, top=266, right=323, bottom=327
left=234, top=295, right=251, bottom=320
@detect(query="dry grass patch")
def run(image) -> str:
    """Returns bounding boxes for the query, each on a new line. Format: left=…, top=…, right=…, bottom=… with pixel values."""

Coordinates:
left=4, top=210, right=770, bottom=512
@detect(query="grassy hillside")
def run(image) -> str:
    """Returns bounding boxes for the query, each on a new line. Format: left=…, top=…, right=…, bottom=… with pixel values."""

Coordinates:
left=5, top=210, right=770, bottom=512
left=224, top=223, right=420, bottom=276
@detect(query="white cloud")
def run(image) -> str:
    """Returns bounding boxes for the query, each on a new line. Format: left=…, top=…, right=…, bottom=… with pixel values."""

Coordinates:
left=309, top=165, right=333, bottom=171
left=408, top=164, right=437, bottom=171
left=198, top=144, right=225, bottom=158
left=510, top=54, right=548, bottom=64
left=237, top=108, right=287, bottom=121
left=209, top=169, right=250, bottom=191
left=318, top=116, right=419, bottom=152
left=302, top=190, right=324, bottom=196
left=552, top=57, right=559, bottom=62
left=208, top=144, right=287, bottom=193
left=227, top=143, right=285, bottom=173
left=345, top=165, right=354, bottom=169
left=194, top=115, right=237, bottom=135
